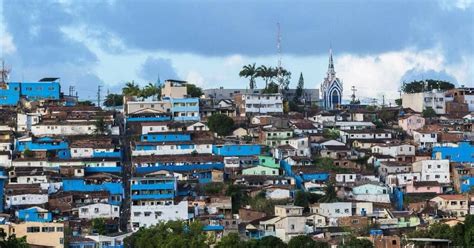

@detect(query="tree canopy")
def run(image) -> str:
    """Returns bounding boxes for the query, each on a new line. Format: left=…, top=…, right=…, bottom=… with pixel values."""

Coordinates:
left=186, top=84, right=203, bottom=98
left=103, top=93, right=124, bottom=107
left=0, top=230, right=29, bottom=248
left=207, top=114, right=235, bottom=136
left=422, top=107, right=437, bottom=118
left=240, top=63, right=258, bottom=89
left=401, top=79, right=454, bottom=93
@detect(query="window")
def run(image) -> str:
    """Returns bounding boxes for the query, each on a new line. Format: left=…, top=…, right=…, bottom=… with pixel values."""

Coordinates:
left=27, top=227, right=40, bottom=233
left=291, top=224, right=295, bottom=230
left=94, top=208, right=99, bottom=213
left=56, top=227, right=64, bottom=232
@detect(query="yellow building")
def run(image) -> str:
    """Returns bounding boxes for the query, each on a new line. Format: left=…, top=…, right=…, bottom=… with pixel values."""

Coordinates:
left=0, top=222, right=64, bottom=248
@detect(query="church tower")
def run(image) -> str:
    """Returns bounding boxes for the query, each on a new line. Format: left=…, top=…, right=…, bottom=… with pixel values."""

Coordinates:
left=320, top=49, right=343, bottom=109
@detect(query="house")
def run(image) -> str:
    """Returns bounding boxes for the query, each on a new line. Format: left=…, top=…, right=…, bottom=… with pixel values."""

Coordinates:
left=161, top=79, right=188, bottom=98
left=62, top=173, right=124, bottom=205
left=334, top=121, right=376, bottom=130
left=68, top=236, right=97, bottom=248
left=402, top=90, right=446, bottom=114
left=432, top=141, right=474, bottom=163
left=264, top=186, right=291, bottom=200
left=242, top=165, right=279, bottom=176
left=351, top=183, right=391, bottom=203
left=212, top=144, right=261, bottom=157
left=259, top=128, right=294, bottom=147
left=378, top=161, right=412, bottom=179
left=167, top=97, right=200, bottom=122
left=406, top=181, right=442, bottom=194
left=85, top=233, right=133, bottom=248
left=412, top=130, right=438, bottom=150
left=0, top=221, right=64, bottom=248
left=16, top=207, right=52, bottom=222
left=339, top=129, right=392, bottom=144
left=412, top=159, right=450, bottom=184
left=320, top=145, right=352, bottom=160
left=77, top=203, right=120, bottom=220
left=234, top=93, right=283, bottom=116
left=272, top=205, right=306, bottom=242
left=452, top=165, right=474, bottom=193
left=371, top=143, right=415, bottom=162
left=430, top=195, right=469, bottom=217
left=4, top=183, right=49, bottom=209
left=232, top=127, right=248, bottom=138
left=398, top=114, right=425, bottom=136
left=0, top=79, right=61, bottom=106
left=290, top=121, right=321, bottom=135
left=284, top=156, right=312, bottom=166
left=310, top=202, right=373, bottom=226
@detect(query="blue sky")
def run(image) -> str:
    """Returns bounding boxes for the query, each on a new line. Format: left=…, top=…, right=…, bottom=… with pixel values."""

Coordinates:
left=1, top=0, right=473, bottom=103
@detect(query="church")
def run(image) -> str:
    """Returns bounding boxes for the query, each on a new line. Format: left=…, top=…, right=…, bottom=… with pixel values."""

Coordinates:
left=320, top=49, right=343, bottom=110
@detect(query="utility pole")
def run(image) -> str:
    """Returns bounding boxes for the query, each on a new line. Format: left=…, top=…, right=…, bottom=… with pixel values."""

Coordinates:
left=97, top=85, right=102, bottom=108
left=69, top=86, right=75, bottom=97
left=351, top=86, right=357, bottom=104
left=382, top=95, right=385, bottom=108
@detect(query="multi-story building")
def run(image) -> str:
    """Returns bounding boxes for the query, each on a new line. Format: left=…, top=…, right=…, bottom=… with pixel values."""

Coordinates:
left=235, top=93, right=283, bottom=116
left=412, top=130, right=438, bottom=150
left=0, top=222, right=64, bottom=248
left=430, top=195, right=469, bottom=217
left=168, top=97, right=200, bottom=121
left=0, top=78, right=61, bottom=106
left=412, top=159, right=450, bottom=184
left=161, top=80, right=188, bottom=98
left=432, top=141, right=474, bottom=163
left=398, top=114, right=425, bottom=136
left=402, top=90, right=446, bottom=115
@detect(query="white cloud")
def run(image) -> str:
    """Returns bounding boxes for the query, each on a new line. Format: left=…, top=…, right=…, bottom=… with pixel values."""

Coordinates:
left=439, top=0, right=473, bottom=10
left=0, top=31, right=16, bottom=55
left=335, top=47, right=471, bottom=103
left=185, top=70, right=205, bottom=87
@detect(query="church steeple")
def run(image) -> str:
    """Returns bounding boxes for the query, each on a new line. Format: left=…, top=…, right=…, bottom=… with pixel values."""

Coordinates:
left=327, top=48, right=336, bottom=78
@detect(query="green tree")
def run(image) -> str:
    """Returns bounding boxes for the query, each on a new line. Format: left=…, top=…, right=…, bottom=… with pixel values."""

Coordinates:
left=216, top=233, right=246, bottom=248
left=322, top=128, right=339, bottom=140
left=401, top=79, right=454, bottom=93
left=294, top=73, right=304, bottom=103
left=122, top=81, right=141, bottom=96
left=294, top=190, right=309, bottom=210
left=422, top=107, right=437, bottom=118
left=240, top=63, right=258, bottom=89
left=207, top=114, right=235, bottom=136
left=288, top=235, right=324, bottom=248
left=124, top=221, right=207, bottom=248
left=186, top=84, right=203, bottom=98
left=140, top=82, right=161, bottom=99
left=103, top=93, right=124, bottom=107
left=319, top=182, right=338, bottom=203
left=262, top=82, right=279, bottom=94
left=254, top=236, right=287, bottom=248
left=256, top=65, right=276, bottom=89
left=0, top=229, right=29, bottom=248
left=77, top=100, right=95, bottom=106
left=226, top=184, right=250, bottom=214
left=91, top=218, right=106, bottom=235
left=395, top=98, right=402, bottom=106
left=340, top=237, right=373, bottom=248
left=23, top=149, right=34, bottom=158
left=93, top=118, right=109, bottom=135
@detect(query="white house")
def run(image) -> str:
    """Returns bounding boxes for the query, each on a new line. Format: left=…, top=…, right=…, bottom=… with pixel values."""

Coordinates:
left=16, top=113, right=41, bottom=133
left=335, top=174, right=358, bottom=184
left=131, top=201, right=189, bottom=232
left=5, top=193, right=48, bottom=209
left=339, top=129, right=392, bottom=143
left=132, top=142, right=213, bottom=156
left=352, top=183, right=391, bottom=203
left=385, top=172, right=421, bottom=188
left=237, top=93, right=283, bottom=116
left=371, top=143, right=415, bottom=158
left=0, top=152, right=11, bottom=168
left=334, top=121, right=376, bottom=130
left=77, top=203, right=120, bottom=219
left=265, top=187, right=291, bottom=200
left=412, top=130, right=438, bottom=150
left=412, top=159, right=450, bottom=184
left=402, top=90, right=446, bottom=115
left=31, top=122, right=99, bottom=136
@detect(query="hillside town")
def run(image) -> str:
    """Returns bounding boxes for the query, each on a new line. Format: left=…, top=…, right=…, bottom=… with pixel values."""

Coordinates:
left=0, top=52, right=473, bottom=248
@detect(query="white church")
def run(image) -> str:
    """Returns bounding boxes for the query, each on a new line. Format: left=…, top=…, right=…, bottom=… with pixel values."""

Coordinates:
left=320, top=49, right=343, bottom=110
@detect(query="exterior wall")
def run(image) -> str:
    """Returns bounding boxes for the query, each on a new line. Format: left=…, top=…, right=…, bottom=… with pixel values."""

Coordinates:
left=17, top=113, right=40, bottom=132
left=413, top=131, right=438, bottom=149
left=274, top=216, right=306, bottom=242
left=372, top=144, right=415, bottom=157
left=352, top=184, right=391, bottom=203
left=402, top=91, right=446, bottom=114
left=336, top=174, right=357, bottom=183
left=63, top=179, right=123, bottom=205
left=17, top=207, right=52, bottom=222
left=133, top=143, right=212, bottom=156
left=0, top=222, right=64, bottom=248
left=431, top=196, right=469, bottom=216
left=126, top=101, right=171, bottom=115
left=212, top=144, right=261, bottom=156
left=0, top=154, right=11, bottom=167
left=385, top=173, right=420, bottom=187
left=432, top=142, right=474, bottom=163
left=311, top=202, right=353, bottom=218
left=398, top=115, right=425, bottom=136
left=141, top=124, right=169, bottom=134
left=266, top=188, right=290, bottom=200
left=141, top=133, right=191, bottom=142
left=412, top=159, right=450, bottom=183
left=78, top=203, right=120, bottom=219
left=70, top=147, right=117, bottom=158
left=242, top=165, right=279, bottom=176
left=5, top=194, right=49, bottom=208
left=406, top=183, right=442, bottom=194
left=31, top=124, right=97, bottom=136
left=0, top=82, right=21, bottom=105
left=238, top=94, right=283, bottom=116
left=20, top=82, right=61, bottom=101
left=131, top=201, right=189, bottom=231
left=169, top=98, right=200, bottom=121
left=162, top=81, right=187, bottom=98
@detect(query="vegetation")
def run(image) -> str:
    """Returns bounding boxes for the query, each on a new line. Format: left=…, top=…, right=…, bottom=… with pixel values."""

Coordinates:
left=239, top=63, right=258, bottom=89
left=141, top=82, right=161, bottom=99
left=186, top=84, right=203, bottom=98
left=288, top=235, right=328, bottom=248
left=294, top=73, right=304, bottom=103
left=23, top=149, right=34, bottom=158
left=401, top=79, right=454, bottom=93
left=322, top=128, right=340, bottom=140
left=207, top=114, right=235, bottom=136
left=262, top=82, right=279, bottom=94
left=226, top=184, right=250, bottom=214
left=103, top=93, right=124, bottom=107
left=93, top=118, right=109, bottom=135
left=0, top=229, right=29, bottom=248
left=395, top=98, right=402, bottom=106
left=407, top=216, right=474, bottom=247
left=422, top=107, right=437, bottom=118
left=122, top=81, right=141, bottom=96
left=77, top=100, right=95, bottom=106
left=201, top=182, right=225, bottom=195
left=318, top=182, right=338, bottom=203
left=339, top=237, right=374, bottom=248
left=248, top=191, right=289, bottom=215
left=91, top=218, right=107, bottom=235
left=124, top=221, right=207, bottom=248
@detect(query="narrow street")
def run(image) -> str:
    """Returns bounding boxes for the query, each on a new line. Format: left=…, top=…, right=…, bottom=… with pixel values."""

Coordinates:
left=118, top=112, right=132, bottom=232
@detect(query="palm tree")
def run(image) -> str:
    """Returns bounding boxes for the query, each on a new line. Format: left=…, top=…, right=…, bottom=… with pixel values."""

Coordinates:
left=256, top=65, right=275, bottom=89
left=239, top=63, right=257, bottom=89
left=140, top=82, right=160, bottom=100
left=122, top=81, right=141, bottom=96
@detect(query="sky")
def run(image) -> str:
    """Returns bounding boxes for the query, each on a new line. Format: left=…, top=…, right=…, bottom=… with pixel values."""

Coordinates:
left=0, top=0, right=473, bottom=104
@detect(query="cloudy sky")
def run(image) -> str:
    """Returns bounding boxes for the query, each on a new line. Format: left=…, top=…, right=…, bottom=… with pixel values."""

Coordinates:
left=0, top=0, right=473, bottom=104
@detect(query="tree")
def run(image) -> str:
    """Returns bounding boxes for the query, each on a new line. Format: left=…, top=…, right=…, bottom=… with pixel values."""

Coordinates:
left=263, top=82, right=279, bottom=94
left=186, top=84, right=203, bottom=98
left=91, top=218, right=107, bottom=235
left=401, top=79, right=454, bottom=93
left=288, top=235, right=328, bottom=248
left=140, top=82, right=161, bottom=99
left=322, top=128, right=339, bottom=140
left=395, top=98, right=402, bottom=106
left=294, top=190, right=309, bottom=210
left=254, top=236, right=287, bottom=248
left=216, top=233, right=246, bottom=248
left=93, top=118, right=109, bottom=135
left=103, top=93, right=124, bottom=107
left=207, top=114, right=234, bottom=136
left=240, top=63, right=258, bottom=89
left=319, top=182, right=338, bottom=203
left=256, top=65, right=276, bottom=89
left=122, top=81, right=141, bottom=96
left=0, top=229, right=29, bottom=248
left=422, top=107, right=437, bottom=118
left=294, top=73, right=304, bottom=103
left=226, top=184, right=250, bottom=214
left=77, top=100, right=95, bottom=106
left=340, top=237, right=373, bottom=248
left=123, top=221, right=207, bottom=248
left=23, top=149, right=34, bottom=158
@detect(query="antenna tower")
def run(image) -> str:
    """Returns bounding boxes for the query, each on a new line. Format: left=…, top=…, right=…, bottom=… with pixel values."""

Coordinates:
left=351, top=86, right=357, bottom=103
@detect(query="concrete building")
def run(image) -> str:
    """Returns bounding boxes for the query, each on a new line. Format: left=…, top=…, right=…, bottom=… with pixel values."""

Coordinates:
left=412, top=159, right=450, bottom=184
left=0, top=79, right=61, bottom=106
left=402, top=90, right=446, bottom=114
left=204, top=88, right=319, bottom=105
left=398, top=114, right=425, bottom=136
left=77, top=203, right=120, bottom=219
left=235, top=93, right=283, bottom=116
left=161, top=80, right=188, bottom=98
left=412, top=130, right=438, bottom=150
left=430, top=195, right=469, bottom=217
left=0, top=222, right=64, bottom=248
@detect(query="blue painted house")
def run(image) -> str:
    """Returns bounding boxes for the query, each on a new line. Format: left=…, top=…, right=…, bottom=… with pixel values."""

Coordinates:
left=0, top=79, right=60, bottom=106
left=212, top=144, right=261, bottom=156
left=167, top=97, right=200, bottom=121
left=432, top=141, right=474, bottom=163
left=0, top=170, right=7, bottom=212
left=133, top=154, right=224, bottom=174
left=140, top=132, right=191, bottom=142
left=17, top=136, right=70, bottom=159
left=126, top=113, right=172, bottom=123
left=16, top=207, right=52, bottom=222
left=62, top=174, right=124, bottom=205
left=131, top=171, right=177, bottom=202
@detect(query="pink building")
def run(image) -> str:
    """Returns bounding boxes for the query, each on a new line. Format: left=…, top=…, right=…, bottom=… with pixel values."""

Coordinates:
left=406, top=181, right=442, bottom=194
left=398, top=114, right=425, bottom=136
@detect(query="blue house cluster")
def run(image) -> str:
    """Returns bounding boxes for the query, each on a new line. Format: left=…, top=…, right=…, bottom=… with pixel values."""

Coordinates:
left=0, top=78, right=61, bottom=105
